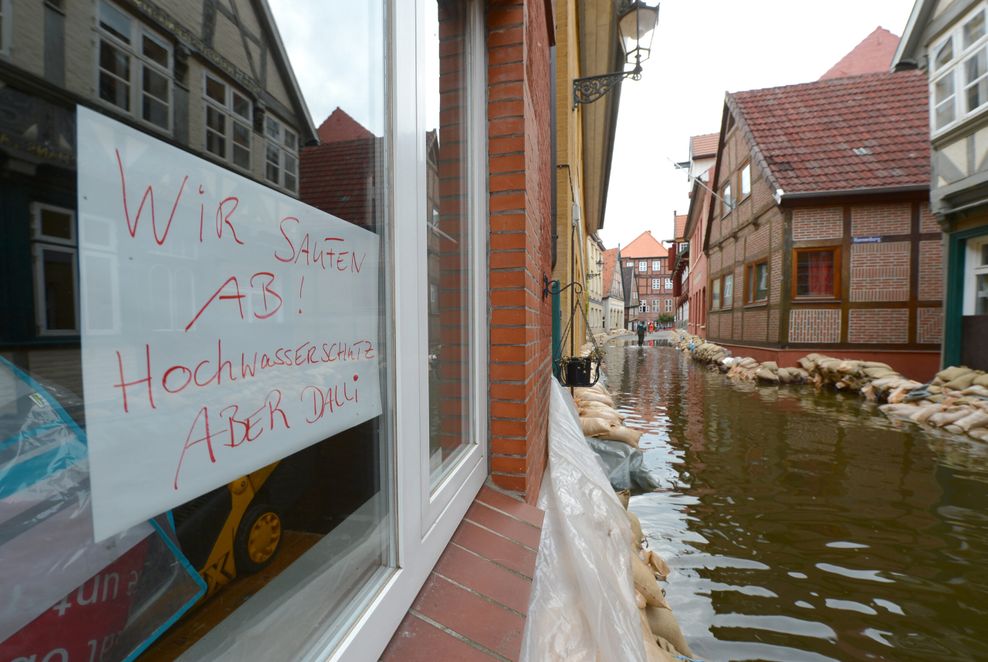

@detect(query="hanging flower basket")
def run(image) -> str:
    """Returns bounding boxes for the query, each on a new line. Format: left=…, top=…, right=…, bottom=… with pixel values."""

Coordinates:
left=559, top=352, right=602, bottom=387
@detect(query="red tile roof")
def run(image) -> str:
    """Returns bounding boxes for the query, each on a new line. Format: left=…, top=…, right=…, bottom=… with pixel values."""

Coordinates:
left=820, top=27, right=900, bottom=80
left=729, top=70, right=929, bottom=196
left=621, top=230, right=668, bottom=259
left=690, top=133, right=719, bottom=160
left=317, top=107, right=375, bottom=143
left=673, top=214, right=687, bottom=241
left=601, top=248, right=618, bottom=295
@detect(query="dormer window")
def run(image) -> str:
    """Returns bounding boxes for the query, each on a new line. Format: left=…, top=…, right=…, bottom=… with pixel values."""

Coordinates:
left=930, top=3, right=988, bottom=134
left=204, top=73, right=252, bottom=171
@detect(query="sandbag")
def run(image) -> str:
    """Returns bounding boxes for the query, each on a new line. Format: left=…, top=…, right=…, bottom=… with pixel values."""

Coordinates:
left=645, top=606, right=696, bottom=659
left=631, top=552, right=668, bottom=608
left=575, top=390, right=615, bottom=407
left=644, top=549, right=670, bottom=580
left=946, top=373, right=978, bottom=391
left=639, top=609, right=678, bottom=662
left=579, top=406, right=623, bottom=425
left=909, top=403, right=941, bottom=423
left=579, top=416, right=613, bottom=437
left=974, top=374, right=988, bottom=388
left=929, top=407, right=971, bottom=427
left=603, top=426, right=644, bottom=449
left=937, top=366, right=971, bottom=383
left=955, top=409, right=988, bottom=433
left=626, top=510, right=644, bottom=546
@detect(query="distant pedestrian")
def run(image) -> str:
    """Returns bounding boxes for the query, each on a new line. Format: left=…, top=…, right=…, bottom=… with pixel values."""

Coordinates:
left=636, top=320, right=646, bottom=346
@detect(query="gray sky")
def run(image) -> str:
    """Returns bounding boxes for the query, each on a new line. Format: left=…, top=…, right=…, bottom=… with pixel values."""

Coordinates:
left=601, top=0, right=918, bottom=249
left=269, top=0, right=919, bottom=248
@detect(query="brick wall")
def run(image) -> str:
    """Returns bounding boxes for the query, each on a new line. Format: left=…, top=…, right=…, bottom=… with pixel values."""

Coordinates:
left=793, top=208, right=843, bottom=241
left=918, top=239, right=944, bottom=301
left=848, top=309, right=909, bottom=344
left=918, top=307, right=943, bottom=344
left=789, top=309, right=841, bottom=343
left=487, top=0, right=552, bottom=504
left=919, top=202, right=940, bottom=234
left=850, top=242, right=911, bottom=302
left=743, top=308, right=768, bottom=342
left=850, top=203, right=911, bottom=237
left=745, top=223, right=770, bottom=259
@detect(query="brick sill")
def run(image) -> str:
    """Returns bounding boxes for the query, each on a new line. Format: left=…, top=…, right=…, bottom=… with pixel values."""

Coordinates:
left=791, top=298, right=842, bottom=305
left=743, top=301, right=769, bottom=309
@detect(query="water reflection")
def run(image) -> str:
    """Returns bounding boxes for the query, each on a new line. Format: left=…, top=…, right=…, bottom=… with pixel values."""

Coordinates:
left=604, top=342, right=988, bottom=661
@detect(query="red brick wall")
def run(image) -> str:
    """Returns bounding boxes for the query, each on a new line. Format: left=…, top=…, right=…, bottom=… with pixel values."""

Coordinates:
left=918, top=239, right=944, bottom=301
left=919, top=202, right=940, bottom=234
left=918, top=307, right=943, bottom=344
left=487, top=0, right=552, bottom=504
left=792, top=207, right=843, bottom=241
left=848, top=309, right=909, bottom=344
left=788, top=309, right=841, bottom=343
left=850, top=203, right=911, bottom=237
left=849, top=242, right=911, bottom=302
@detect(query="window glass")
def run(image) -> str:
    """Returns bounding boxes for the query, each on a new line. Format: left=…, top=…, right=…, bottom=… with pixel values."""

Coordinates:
left=964, top=10, right=986, bottom=48
left=965, top=49, right=988, bottom=112
left=712, top=277, right=721, bottom=309
left=665, top=277, right=672, bottom=289
left=722, top=183, right=733, bottom=214
left=935, top=74, right=957, bottom=128
left=425, top=0, right=475, bottom=484
left=639, top=260, right=647, bottom=271
left=935, top=37, right=954, bottom=70
left=740, top=163, right=751, bottom=198
left=652, top=259, right=661, bottom=270
left=652, top=278, right=660, bottom=290
left=977, top=274, right=988, bottom=314
left=0, top=0, right=396, bottom=658
left=754, top=262, right=768, bottom=301
left=723, top=274, right=733, bottom=307
left=795, top=249, right=836, bottom=297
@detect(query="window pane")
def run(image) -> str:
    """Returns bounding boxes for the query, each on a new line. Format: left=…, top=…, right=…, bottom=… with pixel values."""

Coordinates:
left=755, top=263, right=768, bottom=300
left=100, top=41, right=129, bottom=78
left=40, top=208, right=73, bottom=240
left=265, top=116, right=280, bottom=139
left=233, top=144, right=250, bottom=169
left=143, top=65, right=169, bottom=102
left=796, top=250, right=835, bottom=297
left=99, top=0, right=131, bottom=43
left=206, top=105, right=225, bottom=133
left=41, top=249, right=76, bottom=331
left=205, top=129, right=225, bottom=157
left=142, top=34, right=169, bottom=67
left=205, top=76, right=226, bottom=104
left=284, top=129, right=298, bottom=150
left=978, top=274, right=988, bottom=314
left=981, top=242, right=988, bottom=266
left=712, top=278, right=721, bottom=308
left=935, top=37, right=954, bottom=70
left=426, top=0, right=472, bottom=484
left=99, top=71, right=130, bottom=110
left=966, top=50, right=988, bottom=111
left=935, top=76, right=956, bottom=128
left=142, top=94, right=168, bottom=128
left=740, top=164, right=751, bottom=196
left=723, top=274, right=733, bottom=304
left=232, top=91, right=251, bottom=119
left=965, top=11, right=986, bottom=48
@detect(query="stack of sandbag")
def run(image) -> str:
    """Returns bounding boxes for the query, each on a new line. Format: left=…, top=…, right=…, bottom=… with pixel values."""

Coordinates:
left=615, top=490, right=696, bottom=661
left=879, top=366, right=988, bottom=442
left=573, top=384, right=645, bottom=449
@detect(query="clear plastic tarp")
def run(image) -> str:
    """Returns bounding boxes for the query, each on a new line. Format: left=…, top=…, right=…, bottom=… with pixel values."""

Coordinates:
left=0, top=357, right=205, bottom=661
left=520, top=379, right=647, bottom=661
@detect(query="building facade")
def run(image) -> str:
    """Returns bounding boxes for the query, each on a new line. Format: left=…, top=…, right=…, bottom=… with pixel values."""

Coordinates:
left=676, top=162, right=713, bottom=338
left=896, top=0, right=988, bottom=370
left=587, top=233, right=605, bottom=333
left=704, top=70, right=942, bottom=380
left=601, top=247, right=625, bottom=331
left=622, top=230, right=675, bottom=328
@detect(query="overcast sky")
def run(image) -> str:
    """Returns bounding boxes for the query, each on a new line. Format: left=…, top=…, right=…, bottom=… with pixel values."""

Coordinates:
left=602, top=0, right=917, bottom=249
left=269, top=0, right=918, bottom=249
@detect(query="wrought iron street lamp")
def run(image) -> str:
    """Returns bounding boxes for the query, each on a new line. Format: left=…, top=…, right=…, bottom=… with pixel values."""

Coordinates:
left=572, top=0, right=660, bottom=108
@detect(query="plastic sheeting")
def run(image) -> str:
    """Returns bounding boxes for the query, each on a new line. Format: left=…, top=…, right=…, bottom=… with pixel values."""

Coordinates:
left=520, top=379, right=648, bottom=662
left=0, top=357, right=205, bottom=660
left=586, top=437, right=665, bottom=491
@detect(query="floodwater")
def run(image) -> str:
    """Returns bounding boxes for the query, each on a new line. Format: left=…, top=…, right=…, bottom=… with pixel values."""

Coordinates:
left=607, top=339, right=988, bottom=661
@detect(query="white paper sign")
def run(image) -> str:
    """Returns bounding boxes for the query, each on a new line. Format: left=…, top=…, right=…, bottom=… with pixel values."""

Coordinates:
left=77, top=107, right=382, bottom=540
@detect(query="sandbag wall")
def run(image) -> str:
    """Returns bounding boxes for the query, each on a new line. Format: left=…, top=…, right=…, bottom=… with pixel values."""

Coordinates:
left=673, top=331, right=988, bottom=443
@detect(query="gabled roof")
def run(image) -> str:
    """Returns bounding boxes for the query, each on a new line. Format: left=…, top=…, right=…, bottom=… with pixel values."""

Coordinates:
left=601, top=248, right=618, bottom=299
left=820, top=27, right=900, bottom=80
left=673, top=214, right=687, bottom=241
left=727, top=70, right=929, bottom=198
left=622, top=230, right=668, bottom=259
left=690, top=133, right=719, bottom=160
left=893, top=0, right=938, bottom=69
left=318, top=107, right=375, bottom=143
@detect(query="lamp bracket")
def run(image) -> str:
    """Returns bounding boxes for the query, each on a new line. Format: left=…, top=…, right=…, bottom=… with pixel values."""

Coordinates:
left=572, top=65, right=642, bottom=108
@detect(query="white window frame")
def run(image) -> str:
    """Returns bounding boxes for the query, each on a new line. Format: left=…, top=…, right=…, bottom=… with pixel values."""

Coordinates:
left=739, top=162, right=751, bottom=199
left=665, top=277, right=673, bottom=290
left=264, top=114, right=300, bottom=193
left=638, top=260, right=647, bottom=272
left=96, top=0, right=173, bottom=132
left=203, top=72, right=253, bottom=172
left=0, top=0, right=11, bottom=56
left=964, top=235, right=988, bottom=314
left=651, top=278, right=660, bottom=290
left=30, top=204, right=79, bottom=336
left=665, top=299, right=673, bottom=313
left=930, top=2, right=988, bottom=135
left=652, top=259, right=661, bottom=271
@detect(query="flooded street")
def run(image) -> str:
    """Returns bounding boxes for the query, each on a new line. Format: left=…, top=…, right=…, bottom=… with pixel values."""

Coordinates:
left=605, top=339, right=988, bottom=661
